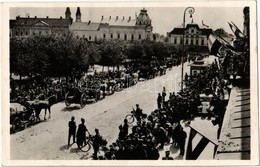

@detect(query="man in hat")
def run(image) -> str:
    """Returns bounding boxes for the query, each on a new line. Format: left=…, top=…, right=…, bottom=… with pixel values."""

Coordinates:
left=177, top=127, right=187, bottom=156
left=135, top=104, right=143, bottom=121
left=76, top=118, right=88, bottom=149
left=162, top=149, right=174, bottom=160
left=157, top=93, right=162, bottom=109
left=122, top=119, right=129, bottom=138
left=92, top=128, right=103, bottom=159
left=68, top=116, right=77, bottom=146
left=162, top=87, right=167, bottom=103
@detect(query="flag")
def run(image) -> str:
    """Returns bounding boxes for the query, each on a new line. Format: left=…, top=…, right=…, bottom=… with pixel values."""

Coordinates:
left=208, top=34, right=222, bottom=56
left=214, top=33, right=235, bottom=50
left=186, top=127, right=218, bottom=160
left=228, top=22, right=245, bottom=38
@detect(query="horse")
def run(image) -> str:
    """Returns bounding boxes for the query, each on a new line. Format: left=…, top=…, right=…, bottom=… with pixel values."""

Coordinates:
left=27, top=94, right=57, bottom=121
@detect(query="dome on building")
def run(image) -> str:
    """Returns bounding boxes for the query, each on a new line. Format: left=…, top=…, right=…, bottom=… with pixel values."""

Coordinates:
left=136, top=8, right=151, bottom=26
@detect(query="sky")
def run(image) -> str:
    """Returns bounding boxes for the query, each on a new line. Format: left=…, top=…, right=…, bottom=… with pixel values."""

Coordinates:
left=10, top=7, right=245, bottom=35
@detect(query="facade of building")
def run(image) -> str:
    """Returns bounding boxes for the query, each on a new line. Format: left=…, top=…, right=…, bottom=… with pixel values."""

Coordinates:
left=10, top=7, right=73, bottom=38
left=69, top=8, right=153, bottom=41
left=167, top=21, right=213, bottom=47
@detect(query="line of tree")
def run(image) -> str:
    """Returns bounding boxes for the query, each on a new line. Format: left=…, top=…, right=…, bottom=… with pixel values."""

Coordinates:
left=10, top=32, right=186, bottom=80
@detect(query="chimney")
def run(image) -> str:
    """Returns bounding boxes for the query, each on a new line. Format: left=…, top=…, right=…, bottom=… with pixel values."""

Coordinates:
left=28, top=16, right=30, bottom=18
left=128, top=16, right=131, bottom=22
left=88, top=20, right=91, bottom=25
left=202, top=20, right=204, bottom=25
left=16, top=15, right=20, bottom=19
left=46, top=16, right=49, bottom=19
left=60, top=16, right=62, bottom=19
left=101, top=15, right=104, bottom=21
left=122, top=16, right=125, bottom=21
left=109, top=16, right=111, bottom=20
left=116, top=16, right=118, bottom=21
left=35, top=16, right=37, bottom=18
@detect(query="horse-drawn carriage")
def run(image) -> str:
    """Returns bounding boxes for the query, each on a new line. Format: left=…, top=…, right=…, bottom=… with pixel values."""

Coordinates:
left=65, top=79, right=103, bottom=108
left=10, top=103, right=36, bottom=133
left=65, top=87, right=88, bottom=108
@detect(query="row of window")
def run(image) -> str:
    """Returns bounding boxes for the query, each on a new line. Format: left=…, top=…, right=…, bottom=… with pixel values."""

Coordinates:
left=14, top=29, right=50, bottom=36
left=103, top=33, right=146, bottom=40
left=173, top=38, right=205, bottom=45
left=185, top=30, right=200, bottom=35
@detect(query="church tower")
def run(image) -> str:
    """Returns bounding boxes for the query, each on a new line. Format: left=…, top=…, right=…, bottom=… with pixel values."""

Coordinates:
left=76, top=7, right=81, bottom=22
left=65, top=7, right=71, bottom=19
left=136, top=8, right=152, bottom=26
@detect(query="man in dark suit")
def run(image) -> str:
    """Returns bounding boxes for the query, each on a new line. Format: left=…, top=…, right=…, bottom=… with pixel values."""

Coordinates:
left=68, top=116, right=77, bottom=146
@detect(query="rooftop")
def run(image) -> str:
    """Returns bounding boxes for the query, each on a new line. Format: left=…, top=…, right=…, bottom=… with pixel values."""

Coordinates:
left=11, top=16, right=71, bottom=27
left=100, top=17, right=137, bottom=27
left=69, top=22, right=100, bottom=31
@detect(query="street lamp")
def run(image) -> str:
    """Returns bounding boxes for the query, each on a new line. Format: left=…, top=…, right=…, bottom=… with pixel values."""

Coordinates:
left=181, top=7, right=195, bottom=91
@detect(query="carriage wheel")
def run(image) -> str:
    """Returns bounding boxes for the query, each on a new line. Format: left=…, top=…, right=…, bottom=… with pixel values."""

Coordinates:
left=125, top=114, right=135, bottom=124
left=78, top=79, right=87, bottom=92
left=80, top=94, right=88, bottom=108
left=65, top=93, right=71, bottom=107
left=12, top=117, right=22, bottom=132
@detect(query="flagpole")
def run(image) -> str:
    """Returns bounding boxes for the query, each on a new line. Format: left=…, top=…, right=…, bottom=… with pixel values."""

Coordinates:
left=181, top=7, right=195, bottom=92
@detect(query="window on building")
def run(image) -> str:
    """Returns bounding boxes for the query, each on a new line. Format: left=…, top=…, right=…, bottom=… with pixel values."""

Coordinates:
left=131, top=34, right=134, bottom=41
left=201, top=39, right=204, bottom=46
left=39, top=31, right=42, bottom=35
left=103, top=33, right=106, bottom=39
left=33, top=31, right=35, bottom=35
left=118, top=33, right=120, bottom=39
left=21, top=31, right=23, bottom=36
left=196, top=39, right=199, bottom=45
left=16, top=31, right=18, bottom=36
left=139, top=34, right=141, bottom=40
left=180, top=39, right=183, bottom=44
left=191, top=39, right=193, bottom=45
left=89, top=36, right=92, bottom=40
left=124, top=34, right=127, bottom=40
left=174, top=38, right=177, bottom=44
left=191, top=29, right=194, bottom=33
left=111, top=33, right=113, bottom=39
left=25, top=31, right=28, bottom=36
left=186, top=39, right=188, bottom=44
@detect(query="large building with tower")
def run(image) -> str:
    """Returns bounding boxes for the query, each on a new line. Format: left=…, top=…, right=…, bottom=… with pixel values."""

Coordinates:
left=167, top=20, right=213, bottom=48
left=10, top=7, right=153, bottom=41
left=69, top=7, right=153, bottom=41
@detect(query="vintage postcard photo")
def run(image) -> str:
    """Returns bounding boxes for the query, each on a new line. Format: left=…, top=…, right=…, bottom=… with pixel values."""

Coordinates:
left=1, top=1, right=259, bottom=166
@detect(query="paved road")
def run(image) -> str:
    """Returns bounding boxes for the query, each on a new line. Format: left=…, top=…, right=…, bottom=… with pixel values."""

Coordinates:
left=10, top=56, right=216, bottom=160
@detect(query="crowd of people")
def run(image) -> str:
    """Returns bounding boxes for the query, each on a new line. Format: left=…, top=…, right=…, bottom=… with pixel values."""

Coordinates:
left=92, top=59, right=232, bottom=160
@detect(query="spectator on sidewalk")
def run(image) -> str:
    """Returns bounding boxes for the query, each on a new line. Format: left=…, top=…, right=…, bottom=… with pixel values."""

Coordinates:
left=157, top=93, right=162, bottom=109
left=68, top=116, right=76, bottom=146
left=177, top=127, right=187, bottom=156
left=162, top=87, right=167, bottom=103
left=76, top=118, right=88, bottom=149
